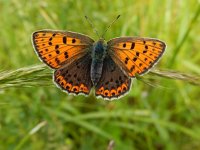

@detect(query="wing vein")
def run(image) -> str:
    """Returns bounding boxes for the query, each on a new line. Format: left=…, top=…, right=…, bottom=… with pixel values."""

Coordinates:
left=110, top=46, right=162, bottom=55
left=115, top=49, right=143, bottom=73
left=46, top=46, right=86, bottom=62
left=109, top=51, right=133, bottom=76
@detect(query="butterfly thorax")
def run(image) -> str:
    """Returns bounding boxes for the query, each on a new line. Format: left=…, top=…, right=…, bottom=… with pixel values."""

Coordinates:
left=91, top=39, right=107, bottom=86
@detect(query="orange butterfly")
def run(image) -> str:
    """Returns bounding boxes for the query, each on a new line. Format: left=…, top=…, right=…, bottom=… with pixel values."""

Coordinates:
left=32, top=16, right=166, bottom=100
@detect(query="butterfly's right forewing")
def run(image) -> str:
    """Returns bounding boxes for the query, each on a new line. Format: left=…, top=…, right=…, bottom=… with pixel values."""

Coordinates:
left=107, top=37, right=166, bottom=77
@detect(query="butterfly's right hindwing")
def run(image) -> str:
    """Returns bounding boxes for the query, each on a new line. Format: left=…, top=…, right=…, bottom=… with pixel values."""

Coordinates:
left=95, top=56, right=131, bottom=99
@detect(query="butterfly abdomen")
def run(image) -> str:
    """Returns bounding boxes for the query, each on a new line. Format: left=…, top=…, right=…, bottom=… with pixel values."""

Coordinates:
left=91, top=39, right=107, bottom=86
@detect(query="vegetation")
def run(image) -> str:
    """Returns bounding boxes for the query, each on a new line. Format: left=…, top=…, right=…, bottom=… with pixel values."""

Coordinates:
left=0, top=0, right=200, bottom=149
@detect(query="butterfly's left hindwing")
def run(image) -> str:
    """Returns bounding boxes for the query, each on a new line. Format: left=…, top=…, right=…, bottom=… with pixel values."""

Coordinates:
left=54, top=54, right=93, bottom=95
left=107, top=37, right=166, bottom=77
left=32, top=30, right=94, bottom=69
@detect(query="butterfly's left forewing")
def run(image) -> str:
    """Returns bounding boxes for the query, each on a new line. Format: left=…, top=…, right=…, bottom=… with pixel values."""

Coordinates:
left=107, top=37, right=166, bottom=77
left=32, top=30, right=94, bottom=69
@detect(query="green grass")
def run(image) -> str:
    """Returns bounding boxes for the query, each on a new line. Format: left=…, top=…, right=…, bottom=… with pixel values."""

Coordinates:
left=0, top=0, right=200, bottom=150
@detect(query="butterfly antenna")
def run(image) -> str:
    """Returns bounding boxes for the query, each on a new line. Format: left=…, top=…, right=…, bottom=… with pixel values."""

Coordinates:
left=85, top=16, right=101, bottom=39
left=101, top=15, right=121, bottom=39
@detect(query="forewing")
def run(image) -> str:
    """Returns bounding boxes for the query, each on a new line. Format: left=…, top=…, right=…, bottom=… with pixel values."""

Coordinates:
left=54, top=54, right=93, bottom=95
left=32, top=30, right=94, bottom=69
left=95, top=56, right=131, bottom=100
left=107, top=37, right=166, bottom=77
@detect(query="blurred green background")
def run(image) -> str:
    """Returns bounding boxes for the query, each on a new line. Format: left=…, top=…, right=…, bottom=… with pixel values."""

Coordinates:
left=0, top=0, right=200, bottom=149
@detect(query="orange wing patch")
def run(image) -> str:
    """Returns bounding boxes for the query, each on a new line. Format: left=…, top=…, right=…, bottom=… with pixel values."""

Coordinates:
left=96, top=79, right=130, bottom=98
left=108, top=38, right=166, bottom=77
left=54, top=71, right=90, bottom=94
left=32, top=30, right=94, bottom=69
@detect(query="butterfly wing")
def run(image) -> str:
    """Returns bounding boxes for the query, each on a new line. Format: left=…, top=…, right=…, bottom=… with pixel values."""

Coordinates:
left=54, top=54, right=93, bottom=95
left=32, top=30, right=94, bottom=69
left=107, top=37, right=166, bottom=77
left=95, top=56, right=131, bottom=99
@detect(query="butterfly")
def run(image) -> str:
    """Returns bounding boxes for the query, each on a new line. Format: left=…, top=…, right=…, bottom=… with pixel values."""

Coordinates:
left=32, top=17, right=166, bottom=100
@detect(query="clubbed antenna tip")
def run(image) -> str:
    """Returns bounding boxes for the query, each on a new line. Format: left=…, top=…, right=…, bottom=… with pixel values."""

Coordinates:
left=101, top=15, right=121, bottom=39
left=85, top=15, right=101, bottom=39
left=85, top=15, right=121, bottom=39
